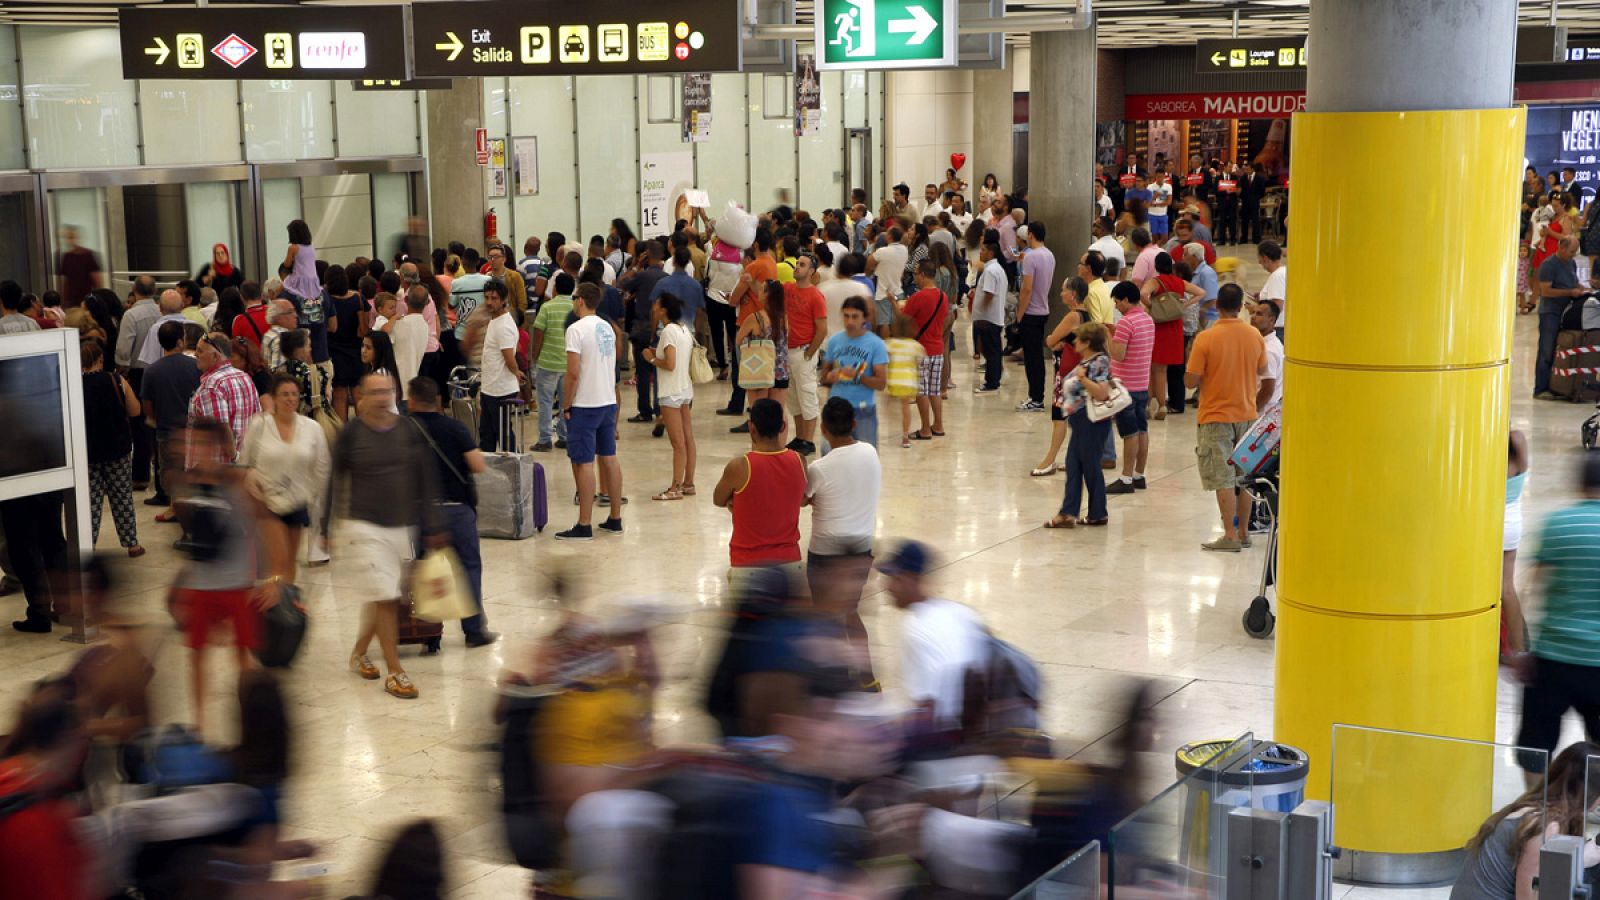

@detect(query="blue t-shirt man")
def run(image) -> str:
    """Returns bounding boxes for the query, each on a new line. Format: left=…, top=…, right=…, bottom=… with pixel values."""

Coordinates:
left=824, top=330, right=889, bottom=410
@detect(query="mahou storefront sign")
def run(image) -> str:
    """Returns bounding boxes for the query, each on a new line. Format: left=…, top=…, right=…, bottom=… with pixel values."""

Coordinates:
left=1125, top=91, right=1307, bottom=120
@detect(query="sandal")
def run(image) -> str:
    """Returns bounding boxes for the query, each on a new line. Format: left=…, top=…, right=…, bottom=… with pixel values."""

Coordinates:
left=912, top=433, right=933, bottom=441
left=1043, top=515, right=1076, bottom=529
left=931, top=430, right=946, bottom=437
left=652, top=487, right=684, bottom=501
left=680, top=484, right=697, bottom=496
left=1082, top=518, right=1109, bottom=527
left=1031, top=464, right=1059, bottom=477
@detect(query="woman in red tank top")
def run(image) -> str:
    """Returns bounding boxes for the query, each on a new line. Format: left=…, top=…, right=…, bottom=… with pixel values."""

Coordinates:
left=1142, top=252, right=1206, bottom=421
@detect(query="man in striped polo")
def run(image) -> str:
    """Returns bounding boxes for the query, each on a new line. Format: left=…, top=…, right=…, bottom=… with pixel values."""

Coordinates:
left=1514, top=451, right=1600, bottom=784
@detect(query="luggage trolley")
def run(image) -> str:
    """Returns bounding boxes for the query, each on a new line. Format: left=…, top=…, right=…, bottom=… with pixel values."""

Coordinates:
left=1241, top=467, right=1279, bottom=639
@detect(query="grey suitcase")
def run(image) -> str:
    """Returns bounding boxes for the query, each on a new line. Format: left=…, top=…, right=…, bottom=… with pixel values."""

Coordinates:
left=476, top=400, right=540, bottom=540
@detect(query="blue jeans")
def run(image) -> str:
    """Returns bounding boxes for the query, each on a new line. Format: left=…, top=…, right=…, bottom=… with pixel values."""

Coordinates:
left=1102, top=426, right=1117, bottom=463
left=1063, top=409, right=1111, bottom=520
left=1536, top=311, right=1562, bottom=396
left=820, top=402, right=878, bottom=455
left=435, top=503, right=486, bottom=637
left=535, top=368, right=566, bottom=444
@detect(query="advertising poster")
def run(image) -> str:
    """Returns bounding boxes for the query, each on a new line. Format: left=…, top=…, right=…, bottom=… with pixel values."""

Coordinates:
left=486, top=166, right=508, bottom=198
left=682, top=73, right=712, bottom=143
left=1094, top=121, right=1126, bottom=168
left=1147, top=120, right=1181, bottom=169
left=487, top=137, right=507, bottom=169
left=1526, top=105, right=1600, bottom=207
left=1192, top=119, right=1230, bottom=165
left=512, top=136, right=538, bottom=196
left=1244, top=117, right=1291, bottom=179
left=795, top=53, right=821, bottom=136
left=640, top=151, right=695, bottom=237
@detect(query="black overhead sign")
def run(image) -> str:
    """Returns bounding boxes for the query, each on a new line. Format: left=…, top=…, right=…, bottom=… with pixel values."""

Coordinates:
left=351, top=78, right=457, bottom=92
left=1195, top=37, right=1305, bottom=74
left=410, top=0, right=742, bottom=77
left=118, top=6, right=407, bottom=80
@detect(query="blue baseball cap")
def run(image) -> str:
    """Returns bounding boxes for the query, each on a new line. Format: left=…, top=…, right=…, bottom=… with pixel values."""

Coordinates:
left=874, top=540, right=932, bottom=577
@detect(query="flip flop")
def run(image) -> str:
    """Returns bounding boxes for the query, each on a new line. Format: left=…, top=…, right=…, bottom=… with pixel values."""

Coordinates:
left=930, top=431, right=946, bottom=437
left=1031, top=464, right=1059, bottom=477
left=1043, top=516, right=1076, bottom=529
left=912, top=433, right=933, bottom=441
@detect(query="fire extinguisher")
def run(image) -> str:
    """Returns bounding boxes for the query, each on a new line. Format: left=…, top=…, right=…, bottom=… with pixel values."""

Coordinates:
left=484, top=207, right=498, bottom=243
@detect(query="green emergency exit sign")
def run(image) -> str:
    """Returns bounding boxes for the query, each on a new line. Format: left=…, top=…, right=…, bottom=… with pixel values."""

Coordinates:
left=816, top=0, right=957, bottom=70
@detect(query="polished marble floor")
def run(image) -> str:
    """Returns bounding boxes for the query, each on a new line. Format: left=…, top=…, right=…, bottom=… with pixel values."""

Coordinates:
left=0, top=253, right=1585, bottom=896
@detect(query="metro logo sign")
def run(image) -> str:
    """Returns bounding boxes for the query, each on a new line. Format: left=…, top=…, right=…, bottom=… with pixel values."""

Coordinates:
left=210, top=34, right=257, bottom=68
left=1125, top=91, right=1307, bottom=121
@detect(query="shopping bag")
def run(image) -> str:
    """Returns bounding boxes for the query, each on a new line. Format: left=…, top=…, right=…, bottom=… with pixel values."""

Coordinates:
left=255, top=584, right=307, bottom=668
left=738, top=338, right=776, bottom=389
left=1229, top=400, right=1282, bottom=477
left=689, top=343, right=715, bottom=384
left=410, top=548, right=475, bottom=622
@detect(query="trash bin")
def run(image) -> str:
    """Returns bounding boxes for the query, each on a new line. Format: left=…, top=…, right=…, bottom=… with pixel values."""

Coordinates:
left=1173, top=739, right=1311, bottom=887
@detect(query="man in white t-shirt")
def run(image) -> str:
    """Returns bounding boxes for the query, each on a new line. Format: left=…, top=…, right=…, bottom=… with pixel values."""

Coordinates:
left=806, top=397, right=883, bottom=682
left=972, top=241, right=1009, bottom=393
left=391, top=287, right=431, bottom=388
left=557, top=282, right=624, bottom=542
left=1094, top=181, right=1113, bottom=219
left=476, top=280, right=524, bottom=453
left=878, top=540, right=987, bottom=725
left=1253, top=299, right=1284, bottom=408
left=1089, top=217, right=1126, bottom=273
left=1147, top=171, right=1173, bottom=240
left=1257, top=240, right=1286, bottom=341
left=946, top=194, right=974, bottom=235
left=865, top=226, right=909, bottom=336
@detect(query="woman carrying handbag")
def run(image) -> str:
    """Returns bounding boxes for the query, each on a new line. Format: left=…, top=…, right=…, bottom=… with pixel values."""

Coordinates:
left=1046, top=321, right=1127, bottom=529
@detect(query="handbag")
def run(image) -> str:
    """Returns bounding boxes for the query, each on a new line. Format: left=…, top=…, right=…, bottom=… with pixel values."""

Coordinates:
left=1149, top=290, right=1185, bottom=324
left=1084, top=376, right=1134, bottom=423
left=256, top=584, right=307, bottom=668
left=738, top=312, right=776, bottom=390
left=689, top=342, right=715, bottom=384
left=410, top=548, right=476, bottom=623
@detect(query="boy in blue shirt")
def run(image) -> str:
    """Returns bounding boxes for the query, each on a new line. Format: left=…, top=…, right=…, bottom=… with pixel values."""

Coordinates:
left=820, top=296, right=889, bottom=449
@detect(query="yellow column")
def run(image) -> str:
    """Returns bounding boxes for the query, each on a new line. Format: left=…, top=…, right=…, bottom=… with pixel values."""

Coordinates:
left=1274, top=109, right=1522, bottom=870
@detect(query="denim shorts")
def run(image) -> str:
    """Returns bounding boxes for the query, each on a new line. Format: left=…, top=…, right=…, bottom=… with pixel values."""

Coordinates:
left=1115, top=390, right=1150, bottom=438
left=565, top=404, right=618, bottom=464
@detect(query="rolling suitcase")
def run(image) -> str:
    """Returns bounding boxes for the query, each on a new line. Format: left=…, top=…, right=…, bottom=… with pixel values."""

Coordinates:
left=477, top=400, right=547, bottom=539
left=1551, top=329, right=1600, bottom=403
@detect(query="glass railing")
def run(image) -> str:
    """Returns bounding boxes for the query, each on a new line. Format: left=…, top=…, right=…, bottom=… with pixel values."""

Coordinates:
left=1010, top=840, right=1101, bottom=900
left=1329, top=724, right=1547, bottom=887
left=1105, top=732, right=1258, bottom=899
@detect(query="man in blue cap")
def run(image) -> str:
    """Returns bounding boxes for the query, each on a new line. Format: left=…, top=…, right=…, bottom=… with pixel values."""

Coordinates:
left=876, top=540, right=987, bottom=727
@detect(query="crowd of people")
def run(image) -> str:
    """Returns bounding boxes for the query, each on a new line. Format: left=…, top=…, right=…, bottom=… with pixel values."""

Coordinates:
left=0, top=153, right=1593, bottom=899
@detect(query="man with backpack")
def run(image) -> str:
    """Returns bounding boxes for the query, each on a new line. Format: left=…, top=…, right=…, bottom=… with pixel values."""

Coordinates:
left=877, top=540, right=1032, bottom=731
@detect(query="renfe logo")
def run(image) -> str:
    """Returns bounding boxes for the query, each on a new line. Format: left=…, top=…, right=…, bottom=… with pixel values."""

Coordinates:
left=298, top=32, right=367, bottom=69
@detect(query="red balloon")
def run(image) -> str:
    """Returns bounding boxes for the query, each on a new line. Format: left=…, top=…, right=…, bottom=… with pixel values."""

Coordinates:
left=950, top=152, right=966, bottom=171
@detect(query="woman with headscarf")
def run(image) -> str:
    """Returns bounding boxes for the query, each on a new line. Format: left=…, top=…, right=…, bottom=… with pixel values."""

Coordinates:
left=198, top=243, right=244, bottom=295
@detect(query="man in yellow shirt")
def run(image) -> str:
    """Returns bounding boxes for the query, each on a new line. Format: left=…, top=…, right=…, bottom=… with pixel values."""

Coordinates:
left=1079, top=251, right=1116, bottom=326
left=487, top=244, right=529, bottom=316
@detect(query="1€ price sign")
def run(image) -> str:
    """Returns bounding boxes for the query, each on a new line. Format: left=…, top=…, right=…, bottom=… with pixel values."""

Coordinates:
left=816, top=0, right=957, bottom=70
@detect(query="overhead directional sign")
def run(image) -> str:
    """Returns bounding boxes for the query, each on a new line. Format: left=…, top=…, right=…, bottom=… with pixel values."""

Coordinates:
left=119, top=6, right=406, bottom=79
left=816, top=0, right=958, bottom=70
left=410, top=0, right=741, bottom=77
left=1195, top=37, right=1306, bottom=74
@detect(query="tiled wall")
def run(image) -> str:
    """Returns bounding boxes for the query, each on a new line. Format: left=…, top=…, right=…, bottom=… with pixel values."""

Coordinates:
left=887, top=69, right=974, bottom=199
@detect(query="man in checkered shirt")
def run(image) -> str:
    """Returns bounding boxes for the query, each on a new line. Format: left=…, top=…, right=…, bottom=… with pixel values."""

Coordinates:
left=188, top=333, right=259, bottom=458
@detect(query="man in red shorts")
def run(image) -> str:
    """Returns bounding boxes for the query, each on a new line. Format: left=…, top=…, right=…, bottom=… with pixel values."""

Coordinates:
left=173, top=418, right=266, bottom=737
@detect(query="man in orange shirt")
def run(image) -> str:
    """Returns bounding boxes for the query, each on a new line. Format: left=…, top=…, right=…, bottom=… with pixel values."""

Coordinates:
left=1184, top=283, right=1266, bottom=552
left=717, top=231, right=779, bottom=432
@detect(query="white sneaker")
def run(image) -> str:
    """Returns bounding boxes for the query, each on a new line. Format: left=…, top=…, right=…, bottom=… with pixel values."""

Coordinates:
left=1016, top=399, right=1044, bottom=412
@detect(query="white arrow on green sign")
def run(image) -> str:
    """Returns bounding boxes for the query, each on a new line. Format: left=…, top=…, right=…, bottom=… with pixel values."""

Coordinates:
left=816, top=0, right=957, bottom=70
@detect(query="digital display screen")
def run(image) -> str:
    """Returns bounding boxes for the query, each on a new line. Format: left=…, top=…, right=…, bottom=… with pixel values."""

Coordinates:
left=1526, top=104, right=1600, bottom=205
left=0, top=355, right=67, bottom=479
